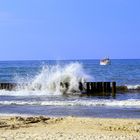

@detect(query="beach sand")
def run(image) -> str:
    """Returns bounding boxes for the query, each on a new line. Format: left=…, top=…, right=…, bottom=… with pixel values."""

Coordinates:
left=0, top=116, right=139, bottom=140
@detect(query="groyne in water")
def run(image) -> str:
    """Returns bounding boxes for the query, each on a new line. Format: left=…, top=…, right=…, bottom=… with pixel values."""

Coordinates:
left=0, top=82, right=139, bottom=96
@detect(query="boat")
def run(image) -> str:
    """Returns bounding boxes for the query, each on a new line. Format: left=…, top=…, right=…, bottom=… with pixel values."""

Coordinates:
left=100, top=57, right=111, bottom=65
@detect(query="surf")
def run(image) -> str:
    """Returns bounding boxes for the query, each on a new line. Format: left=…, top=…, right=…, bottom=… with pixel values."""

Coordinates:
left=0, top=99, right=140, bottom=108
left=11, top=62, right=92, bottom=96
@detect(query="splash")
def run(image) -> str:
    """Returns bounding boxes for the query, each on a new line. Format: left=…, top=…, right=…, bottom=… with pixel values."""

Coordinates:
left=15, top=62, right=92, bottom=95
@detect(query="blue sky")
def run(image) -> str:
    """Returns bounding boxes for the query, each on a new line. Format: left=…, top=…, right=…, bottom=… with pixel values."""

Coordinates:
left=0, top=0, right=140, bottom=60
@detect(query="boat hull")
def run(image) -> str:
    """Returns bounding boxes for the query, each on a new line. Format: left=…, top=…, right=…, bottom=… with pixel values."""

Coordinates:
left=100, top=60, right=111, bottom=65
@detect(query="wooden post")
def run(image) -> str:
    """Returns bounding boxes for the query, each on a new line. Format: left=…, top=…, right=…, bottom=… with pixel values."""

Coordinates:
left=79, top=82, right=83, bottom=91
left=99, top=82, right=103, bottom=93
left=90, top=82, right=94, bottom=93
left=1, top=83, right=4, bottom=89
left=97, top=82, right=100, bottom=92
left=93, top=82, right=97, bottom=93
left=103, top=82, right=107, bottom=93
left=89, top=82, right=92, bottom=94
left=6, top=83, right=8, bottom=90
left=86, top=82, right=90, bottom=93
left=65, top=82, right=69, bottom=90
left=106, top=82, right=111, bottom=92
left=112, top=82, right=116, bottom=97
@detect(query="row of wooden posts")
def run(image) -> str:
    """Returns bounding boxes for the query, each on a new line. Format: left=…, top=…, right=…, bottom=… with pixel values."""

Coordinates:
left=0, top=82, right=117, bottom=97
left=82, top=82, right=116, bottom=97
left=0, top=83, right=17, bottom=90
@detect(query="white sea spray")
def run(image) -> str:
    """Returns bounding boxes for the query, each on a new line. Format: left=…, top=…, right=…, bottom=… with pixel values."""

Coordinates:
left=14, top=62, right=92, bottom=95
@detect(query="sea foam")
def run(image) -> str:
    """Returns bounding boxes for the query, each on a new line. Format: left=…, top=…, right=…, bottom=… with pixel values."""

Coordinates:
left=126, top=85, right=140, bottom=90
left=13, top=62, right=92, bottom=95
left=0, top=99, right=139, bottom=108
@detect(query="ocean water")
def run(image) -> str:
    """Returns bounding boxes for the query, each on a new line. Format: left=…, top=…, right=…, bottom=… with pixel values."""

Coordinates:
left=0, top=59, right=140, bottom=118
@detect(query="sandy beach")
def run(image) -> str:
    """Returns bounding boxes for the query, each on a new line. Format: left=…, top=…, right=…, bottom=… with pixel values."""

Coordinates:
left=0, top=116, right=139, bottom=140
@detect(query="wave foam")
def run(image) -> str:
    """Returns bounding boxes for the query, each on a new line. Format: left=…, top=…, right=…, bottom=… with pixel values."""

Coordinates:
left=126, top=85, right=140, bottom=90
left=14, top=62, right=92, bottom=95
left=0, top=99, right=140, bottom=108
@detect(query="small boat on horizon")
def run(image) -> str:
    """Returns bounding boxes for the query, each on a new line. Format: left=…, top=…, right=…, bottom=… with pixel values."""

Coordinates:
left=100, top=57, right=111, bottom=65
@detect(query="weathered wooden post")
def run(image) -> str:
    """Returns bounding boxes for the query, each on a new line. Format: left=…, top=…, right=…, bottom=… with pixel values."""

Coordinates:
left=106, top=82, right=111, bottom=92
left=90, top=82, right=94, bottom=93
left=99, top=82, right=103, bottom=94
left=89, top=82, right=92, bottom=93
left=93, top=82, right=97, bottom=93
left=1, top=83, right=4, bottom=89
left=96, top=82, right=102, bottom=95
left=97, top=82, right=100, bottom=92
left=79, top=82, right=83, bottom=91
left=103, top=82, right=107, bottom=93
left=65, top=82, right=69, bottom=90
left=86, top=82, right=90, bottom=93
left=4, top=83, right=7, bottom=89
left=6, top=83, right=8, bottom=90
left=112, top=82, right=116, bottom=97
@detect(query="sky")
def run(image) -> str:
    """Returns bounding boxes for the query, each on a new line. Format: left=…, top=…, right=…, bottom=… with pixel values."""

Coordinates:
left=0, top=0, right=140, bottom=60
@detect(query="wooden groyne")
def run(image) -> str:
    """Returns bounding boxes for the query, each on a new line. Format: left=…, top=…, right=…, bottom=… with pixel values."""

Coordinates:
left=0, top=82, right=139, bottom=96
left=83, top=82, right=116, bottom=97
left=0, top=82, right=116, bottom=96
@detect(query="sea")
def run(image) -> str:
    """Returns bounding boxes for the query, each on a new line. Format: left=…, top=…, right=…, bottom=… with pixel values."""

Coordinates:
left=0, top=59, right=140, bottom=118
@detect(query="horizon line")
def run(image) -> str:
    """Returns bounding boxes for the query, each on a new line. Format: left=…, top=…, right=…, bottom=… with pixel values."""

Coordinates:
left=0, top=58, right=139, bottom=61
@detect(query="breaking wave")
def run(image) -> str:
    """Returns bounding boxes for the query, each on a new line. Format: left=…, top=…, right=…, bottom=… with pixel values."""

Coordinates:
left=0, top=99, right=140, bottom=108
left=14, top=62, right=92, bottom=95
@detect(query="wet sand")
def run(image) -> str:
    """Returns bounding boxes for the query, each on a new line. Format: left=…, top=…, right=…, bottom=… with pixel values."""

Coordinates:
left=0, top=116, right=140, bottom=140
